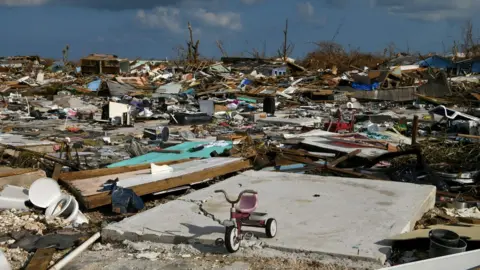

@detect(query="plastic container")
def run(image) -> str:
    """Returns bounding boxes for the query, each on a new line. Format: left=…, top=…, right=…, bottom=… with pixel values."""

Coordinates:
left=173, top=113, right=212, bottom=125
left=429, top=238, right=467, bottom=258
left=429, top=229, right=460, bottom=246
left=263, top=96, right=276, bottom=115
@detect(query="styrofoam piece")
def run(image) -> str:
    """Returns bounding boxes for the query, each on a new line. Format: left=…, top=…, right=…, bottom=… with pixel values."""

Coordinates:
left=0, top=185, right=29, bottom=210
left=28, top=178, right=62, bottom=208
left=0, top=197, right=28, bottom=210
left=0, top=250, right=11, bottom=270
left=0, top=185, right=29, bottom=199
left=150, top=164, right=173, bottom=175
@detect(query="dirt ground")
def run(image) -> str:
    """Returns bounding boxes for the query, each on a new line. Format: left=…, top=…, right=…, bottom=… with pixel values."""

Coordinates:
left=65, top=240, right=382, bottom=270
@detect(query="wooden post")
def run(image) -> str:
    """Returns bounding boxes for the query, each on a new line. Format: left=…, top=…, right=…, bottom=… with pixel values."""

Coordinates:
left=412, top=115, right=419, bottom=144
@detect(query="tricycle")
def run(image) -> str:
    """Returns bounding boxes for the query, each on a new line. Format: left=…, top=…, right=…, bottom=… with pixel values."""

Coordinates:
left=214, top=189, right=277, bottom=252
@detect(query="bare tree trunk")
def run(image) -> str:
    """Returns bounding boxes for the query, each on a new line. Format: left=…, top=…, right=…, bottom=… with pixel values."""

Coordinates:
left=216, top=40, right=227, bottom=57
left=187, top=22, right=200, bottom=63
left=283, top=19, right=288, bottom=61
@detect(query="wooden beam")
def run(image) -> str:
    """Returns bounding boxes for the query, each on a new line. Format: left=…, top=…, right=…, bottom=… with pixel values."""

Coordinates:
left=329, top=149, right=361, bottom=167
left=275, top=154, right=313, bottom=166
left=324, top=166, right=382, bottom=180
left=0, top=168, right=37, bottom=178
left=58, top=158, right=197, bottom=182
left=458, top=134, right=480, bottom=140
left=74, top=159, right=252, bottom=209
left=25, top=248, right=55, bottom=270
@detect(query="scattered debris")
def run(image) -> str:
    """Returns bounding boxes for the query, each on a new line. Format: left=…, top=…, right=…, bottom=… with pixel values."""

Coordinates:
left=2, top=50, right=480, bottom=269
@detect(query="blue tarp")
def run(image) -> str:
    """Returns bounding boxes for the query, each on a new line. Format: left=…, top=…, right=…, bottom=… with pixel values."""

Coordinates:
left=472, top=62, right=480, bottom=73
left=351, top=82, right=380, bottom=91
left=417, top=56, right=454, bottom=69
left=107, top=141, right=233, bottom=168
left=87, top=79, right=102, bottom=91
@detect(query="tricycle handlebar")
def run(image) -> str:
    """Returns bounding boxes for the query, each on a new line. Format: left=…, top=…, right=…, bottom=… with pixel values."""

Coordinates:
left=214, top=189, right=257, bottom=204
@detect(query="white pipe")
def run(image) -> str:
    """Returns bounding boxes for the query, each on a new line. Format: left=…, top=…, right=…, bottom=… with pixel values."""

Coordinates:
left=25, top=97, right=30, bottom=116
left=49, top=232, right=101, bottom=270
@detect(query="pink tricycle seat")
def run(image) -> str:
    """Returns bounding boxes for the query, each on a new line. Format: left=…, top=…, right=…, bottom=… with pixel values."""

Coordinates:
left=236, top=194, right=258, bottom=214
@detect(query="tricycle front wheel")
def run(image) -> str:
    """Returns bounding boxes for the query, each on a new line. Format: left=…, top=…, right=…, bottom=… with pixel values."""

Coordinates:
left=225, top=226, right=240, bottom=252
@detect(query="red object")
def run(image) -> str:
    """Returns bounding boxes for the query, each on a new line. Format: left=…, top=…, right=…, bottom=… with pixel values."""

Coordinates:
left=324, top=110, right=355, bottom=133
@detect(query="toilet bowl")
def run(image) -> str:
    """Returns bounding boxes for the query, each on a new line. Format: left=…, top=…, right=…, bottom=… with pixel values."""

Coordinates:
left=45, top=194, right=79, bottom=222
left=29, top=177, right=87, bottom=225
left=28, top=178, right=62, bottom=208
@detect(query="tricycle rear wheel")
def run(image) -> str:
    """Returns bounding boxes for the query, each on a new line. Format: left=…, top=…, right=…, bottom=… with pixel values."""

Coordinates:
left=265, top=218, right=277, bottom=238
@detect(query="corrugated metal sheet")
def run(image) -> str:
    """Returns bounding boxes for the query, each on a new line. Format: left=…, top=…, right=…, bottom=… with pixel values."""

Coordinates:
left=417, top=72, right=451, bottom=97
left=87, top=79, right=102, bottom=91
left=106, top=81, right=135, bottom=97
left=418, top=56, right=454, bottom=69
left=107, top=141, right=233, bottom=168
left=352, top=86, right=417, bottom=101
left=155, top=82, right=182, bottom=94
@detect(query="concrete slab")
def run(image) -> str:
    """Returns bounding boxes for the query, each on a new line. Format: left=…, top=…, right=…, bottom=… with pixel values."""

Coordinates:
left=103, top=171, right=435, bottom=263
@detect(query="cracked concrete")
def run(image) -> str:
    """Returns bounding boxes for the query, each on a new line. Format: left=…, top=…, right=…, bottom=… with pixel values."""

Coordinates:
left=103, top=170, right=435, bottom=264
left=181, top=197, right=223, bottom=226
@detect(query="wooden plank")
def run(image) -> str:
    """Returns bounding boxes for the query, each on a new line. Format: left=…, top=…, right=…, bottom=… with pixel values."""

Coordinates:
left=329, top=149, right=361, bottom=167
left=324, top=166, right=382, bottom=180
left=0, top=168, right=37, bottom=178
left=458, top=133, right=480, bottom=140
left=51, top=163, right=63, bottom=180
left=79, top=159, right=252, bottom=209
left=275, top=154, right=313, bottom=166
left=25, top=248, right=55, bottom=270
left=471, top=93, right=480, bottom=101
left=58, top=158, right=196, bottom=181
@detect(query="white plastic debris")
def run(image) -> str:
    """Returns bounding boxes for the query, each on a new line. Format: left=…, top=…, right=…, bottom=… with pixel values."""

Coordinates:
left=150, top=164, right=174, bottom=175
left=0, top=250, right=11, bottom=270
left=0, top=185, right=29, bottom=210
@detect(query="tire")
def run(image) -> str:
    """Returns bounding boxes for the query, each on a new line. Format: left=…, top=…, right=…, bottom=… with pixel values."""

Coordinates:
left=225, top=226, right=240, bottom=253
left=265, top=218, right=277, bottom=238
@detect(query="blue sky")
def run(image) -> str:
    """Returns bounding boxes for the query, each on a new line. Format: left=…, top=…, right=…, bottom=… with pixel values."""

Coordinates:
left=0, top=0, right=479, bottom=60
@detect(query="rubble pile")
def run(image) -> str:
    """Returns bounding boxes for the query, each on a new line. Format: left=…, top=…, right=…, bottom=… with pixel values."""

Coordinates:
left=1, top=51, right=480, bottom=269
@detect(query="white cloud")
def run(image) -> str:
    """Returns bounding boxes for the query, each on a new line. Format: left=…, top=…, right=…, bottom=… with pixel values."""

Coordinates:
left=136, top=7, right=183, bottom=33
left=371, top=0, right=480, bottom=21
left=297, top=2, right=314, bottom=17
left=0, top=0, right=49, bottom=5
left=192, top=8, right=242, bottom=30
